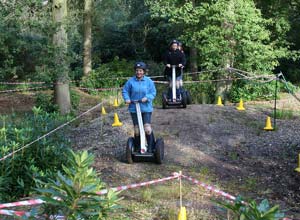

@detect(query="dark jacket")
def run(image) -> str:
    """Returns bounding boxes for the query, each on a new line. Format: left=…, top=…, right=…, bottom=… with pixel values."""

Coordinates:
left=163, top=49, right=186, bottom=77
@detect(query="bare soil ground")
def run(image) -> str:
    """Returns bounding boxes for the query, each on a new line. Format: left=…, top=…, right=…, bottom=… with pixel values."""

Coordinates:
left=70, top=95, right=300, bottom=219
left=1, top=91, right=300, bottom=219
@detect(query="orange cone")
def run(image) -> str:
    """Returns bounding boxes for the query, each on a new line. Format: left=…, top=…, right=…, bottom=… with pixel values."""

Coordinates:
left=264, top=116, right=273, bottom=131
left=112, top=113, right=122, bottom=127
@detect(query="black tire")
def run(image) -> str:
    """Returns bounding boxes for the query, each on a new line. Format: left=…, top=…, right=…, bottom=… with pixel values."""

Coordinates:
left=126, top=137, right=134, bottom=164
left=162, top=93, right=167, bottom=109
left=186, top=90, right=192, bottom=105
left=181, top=91, right=187, bottom=108
left=155, top=138, right=164, bottom=164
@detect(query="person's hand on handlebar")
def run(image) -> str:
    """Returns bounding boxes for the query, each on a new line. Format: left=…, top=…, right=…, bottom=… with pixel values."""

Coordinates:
left=125, top=100, right=131, bottom=104
left=166, top=64, right=171, bottom=68
left=141, top=97, right=148, bottom=103
left=178, top=64, right=183, bottom=68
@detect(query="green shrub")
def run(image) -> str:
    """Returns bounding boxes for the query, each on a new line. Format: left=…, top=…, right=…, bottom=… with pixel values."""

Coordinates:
left=80, top=57, right=134, bottom=95
left=35, top=92, right=58, bottom=113
left=35, top=89, right=81, bottom=113
left=228, top=80, right=279, bottom=102
left=36, top=150, right=121, bottom=220
left=70, top=89, right=80, bottom=110
left=184, top=72, right=216, bottom=104
left=272, top=109, right=298, bottom=119
left=215, top=196, right=285, bottom=220
left=0, top=108, right=72, bottom=201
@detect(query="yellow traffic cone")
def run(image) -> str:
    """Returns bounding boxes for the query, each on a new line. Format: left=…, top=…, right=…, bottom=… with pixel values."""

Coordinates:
left=112, top=113, right=122, bottom=127
left=264, top=116, right=273, bottom=131
left=113, top=99, right=119, bottom=107
left=295, top=154, right=300, bottom=172
left=101, top=107, right=107, bottom=115
left=236, top=99, right=245, bottom=111
left=216, top=96, right=223, bottom=106
left=178, top=207, right=187, bottom=220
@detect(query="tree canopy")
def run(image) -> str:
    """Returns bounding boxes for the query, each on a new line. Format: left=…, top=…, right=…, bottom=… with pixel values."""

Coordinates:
left=0, top=0, right=299, bottom=82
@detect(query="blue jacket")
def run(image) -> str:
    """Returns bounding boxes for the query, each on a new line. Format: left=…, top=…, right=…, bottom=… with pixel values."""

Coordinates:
left=122, top=76, right=156, bottom=113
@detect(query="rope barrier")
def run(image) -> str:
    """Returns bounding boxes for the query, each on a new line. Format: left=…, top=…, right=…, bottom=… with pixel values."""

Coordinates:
left=153, top=75, right=275, bottom=85
left=0, top=67, right=278, bottom=95
left=0, top=101, right=104, bottom=162
left=0, top=73, right=275, bottom=94
left=278, top=73, right=300, bottom=103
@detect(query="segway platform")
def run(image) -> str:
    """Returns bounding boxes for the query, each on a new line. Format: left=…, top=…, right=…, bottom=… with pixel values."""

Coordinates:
left=162, top=65, right=188, bottom=109
left=126, top=101, right=164, bottom=164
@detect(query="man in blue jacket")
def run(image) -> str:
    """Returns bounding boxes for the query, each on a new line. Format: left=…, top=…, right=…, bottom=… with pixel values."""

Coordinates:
left=122, top=62, right=157, bottom=152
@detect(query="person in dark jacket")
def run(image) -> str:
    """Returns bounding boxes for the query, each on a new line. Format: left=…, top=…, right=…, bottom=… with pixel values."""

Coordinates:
left=163, top=39, right=185, bottom=99
left=177, top=41, right=186, bottom=88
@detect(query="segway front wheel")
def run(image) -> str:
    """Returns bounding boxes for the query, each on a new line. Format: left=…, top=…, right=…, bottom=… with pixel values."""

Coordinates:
left=155, top=138, right=164, bottom=164
left=162, top=92, right=167, bottom=109
left=126, top=137, right=134, bottom=164
left=186, top=90, right=192, bottom=105
left=181, top=92, right=187, bottom=108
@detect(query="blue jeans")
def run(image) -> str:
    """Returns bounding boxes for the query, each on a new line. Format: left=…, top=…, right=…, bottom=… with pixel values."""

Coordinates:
left=130, top=112, right=152, bottom=125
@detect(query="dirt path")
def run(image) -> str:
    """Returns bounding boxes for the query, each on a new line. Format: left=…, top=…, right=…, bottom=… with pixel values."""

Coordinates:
left=1, top=91, right=299, bottom=219
left=71, top=102, right=300, bottom=219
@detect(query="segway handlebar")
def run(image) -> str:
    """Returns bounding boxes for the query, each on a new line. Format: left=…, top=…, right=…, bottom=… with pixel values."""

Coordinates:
left=171, top=64, right=184, bottom=68
left=130, top=100, right=143, bottom=104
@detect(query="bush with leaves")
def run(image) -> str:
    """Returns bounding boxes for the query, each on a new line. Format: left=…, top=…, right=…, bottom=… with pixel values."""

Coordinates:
left=0, top=107, right=72, bottom=201
left=216, top=196, right=285, bottom=220
left=35, top=89, right=81, bottom=113
left=80, top=57, right=134, bottom=95
left=36, top=150, right=121, bottom=220
left=228, top=80, right=278, bottom=102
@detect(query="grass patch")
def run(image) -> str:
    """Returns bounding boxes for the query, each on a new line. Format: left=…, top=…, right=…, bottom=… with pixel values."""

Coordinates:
left=272, top=109, right=299, bottom=119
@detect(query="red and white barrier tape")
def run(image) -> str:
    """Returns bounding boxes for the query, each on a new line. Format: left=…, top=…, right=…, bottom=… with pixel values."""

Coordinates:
left=182, top=174, right=236, bottom=201
left=0, top=86, right=51, bottom=93
left=0, top=209, right=65, bottom=219
left=0, top=172, right=296, bottom=220
left=0, top=173, right=180, bottom=210
left=0, top=209, right=29, bottom=217
left=97, top=172, right=180, bottom=195
left=0, top=198, right=45, bottom=209
left=0, top=81, right=46, bottom=85
left=76, top=86, right=123, bottom=91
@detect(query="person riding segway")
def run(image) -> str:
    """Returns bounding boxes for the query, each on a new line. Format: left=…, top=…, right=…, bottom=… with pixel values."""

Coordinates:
left=122, top=62, right=164, bottom=164
left=162, top=39, right=187, bottom=108
left=178, top=41, right=192, bottom=104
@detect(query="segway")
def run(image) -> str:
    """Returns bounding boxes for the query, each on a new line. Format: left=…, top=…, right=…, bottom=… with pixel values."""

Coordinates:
left=126, top=101, right=164, bottom=164
left=162, top=65, right=187, bottom=109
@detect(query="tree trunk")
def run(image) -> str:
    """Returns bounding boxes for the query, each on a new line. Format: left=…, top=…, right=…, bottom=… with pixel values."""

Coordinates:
left=215, top=0, right=235, bottom=103
left=189, top=47, right=198, bottom=76
left=190, top=0, right=198, bottom=80
left=83, top=0, right=93, bottom=76
left=53, top=0, right=71, bottom=115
